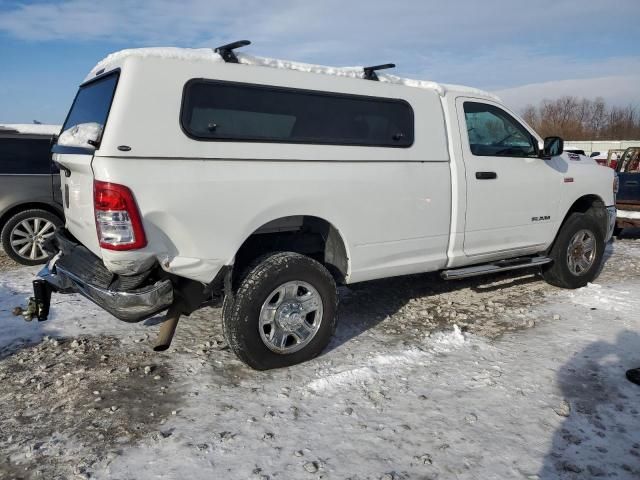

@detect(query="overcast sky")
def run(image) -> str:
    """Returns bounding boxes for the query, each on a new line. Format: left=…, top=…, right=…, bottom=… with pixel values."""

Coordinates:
left=1, top=0, right=639, bottom=124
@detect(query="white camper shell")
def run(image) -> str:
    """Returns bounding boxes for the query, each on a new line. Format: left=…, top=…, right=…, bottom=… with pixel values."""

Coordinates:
left=31, top=42, right=616, bottom=369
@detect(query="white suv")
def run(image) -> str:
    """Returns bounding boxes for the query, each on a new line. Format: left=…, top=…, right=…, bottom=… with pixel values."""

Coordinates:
left=27, top=42, right=616, bottom=370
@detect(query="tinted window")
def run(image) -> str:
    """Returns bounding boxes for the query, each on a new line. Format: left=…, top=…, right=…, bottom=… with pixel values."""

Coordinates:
left=0, top=138, right=53, bottom=174
left=62, top=72, right=119, bottom=135
left=181, top=80, right=413, bottom=147
left=463, top=102, right=536, bottom=157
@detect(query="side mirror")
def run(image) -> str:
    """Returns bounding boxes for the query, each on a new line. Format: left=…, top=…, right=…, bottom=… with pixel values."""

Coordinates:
left=541, top=136, right=564, bottom=159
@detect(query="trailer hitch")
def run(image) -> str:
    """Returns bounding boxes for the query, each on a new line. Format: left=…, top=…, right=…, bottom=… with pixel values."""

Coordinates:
left=23, top=279, right=52, bottom=322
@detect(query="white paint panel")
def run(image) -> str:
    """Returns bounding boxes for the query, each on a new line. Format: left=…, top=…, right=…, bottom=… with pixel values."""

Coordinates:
left=92, top=158, right=452, bottom=283
left=53, top=152, right=101, bottom=255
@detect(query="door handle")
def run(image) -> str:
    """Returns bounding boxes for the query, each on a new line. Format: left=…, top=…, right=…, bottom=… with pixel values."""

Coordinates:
left=476, top=171, right=497, bottom=180
left=625, top=181, right=639, bottom=186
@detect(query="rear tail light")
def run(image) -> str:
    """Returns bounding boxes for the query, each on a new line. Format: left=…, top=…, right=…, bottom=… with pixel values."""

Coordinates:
left=93, top=180, right=147, bottom=250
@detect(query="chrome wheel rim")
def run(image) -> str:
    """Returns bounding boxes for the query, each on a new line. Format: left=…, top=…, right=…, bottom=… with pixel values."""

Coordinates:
left=9, top=217, right=56, bottom=261
left=566, top=229, right=596, bottom=276
left=259, top=280, right=323, bottom=354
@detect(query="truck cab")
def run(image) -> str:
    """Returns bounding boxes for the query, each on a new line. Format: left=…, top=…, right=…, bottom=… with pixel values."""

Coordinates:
left=28, top=43, right=616, bottom=369
left=615, top=147, right=640, bottom=231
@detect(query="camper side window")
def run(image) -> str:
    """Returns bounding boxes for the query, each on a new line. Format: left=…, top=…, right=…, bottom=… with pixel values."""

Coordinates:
left=180, top=79, right=414, bottom=147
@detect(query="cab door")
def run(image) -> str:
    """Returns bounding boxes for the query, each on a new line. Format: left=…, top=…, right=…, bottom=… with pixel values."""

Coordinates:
left=616, top=148, right=640, bottom=204
left=456, top=98, right=561, bottom=258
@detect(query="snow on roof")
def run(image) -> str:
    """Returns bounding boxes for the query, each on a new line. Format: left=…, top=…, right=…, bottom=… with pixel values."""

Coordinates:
left=0, top=124, right=61, bottom=135
left=87, top=47, right=500, bottom=101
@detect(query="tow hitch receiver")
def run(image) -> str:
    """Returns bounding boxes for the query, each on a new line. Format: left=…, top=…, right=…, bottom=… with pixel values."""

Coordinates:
left=23, top=279, right=53, bottom=322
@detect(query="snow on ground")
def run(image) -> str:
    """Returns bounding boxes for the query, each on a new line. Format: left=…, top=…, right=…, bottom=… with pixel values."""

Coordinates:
left=617, top=210, right=640, bottom=220
left=1, top=239, right=639, bottom=479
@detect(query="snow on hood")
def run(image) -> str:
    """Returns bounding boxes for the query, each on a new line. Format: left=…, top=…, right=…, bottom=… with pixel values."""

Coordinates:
left=57, top=123, right=103, bottom=149
left=86, top=47, right=499, bottom=100
left=0, top=124, right=61, bottom=136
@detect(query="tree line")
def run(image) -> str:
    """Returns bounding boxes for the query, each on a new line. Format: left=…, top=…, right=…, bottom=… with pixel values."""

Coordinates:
left=521, top=97, right=640, bottom=141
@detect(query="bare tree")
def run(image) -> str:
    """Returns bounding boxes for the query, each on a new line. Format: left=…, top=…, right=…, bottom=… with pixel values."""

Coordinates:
left=521, top=97, right=640, bottom=140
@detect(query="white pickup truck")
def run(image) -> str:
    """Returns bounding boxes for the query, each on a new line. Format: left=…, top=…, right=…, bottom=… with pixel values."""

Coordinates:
left=28, top=42, right=616, bottom=370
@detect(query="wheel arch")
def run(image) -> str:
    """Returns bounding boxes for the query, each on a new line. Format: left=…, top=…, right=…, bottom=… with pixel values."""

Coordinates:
left=230, top=215, right=350, bottom=286
left=548, top=194, right=607, bottom=253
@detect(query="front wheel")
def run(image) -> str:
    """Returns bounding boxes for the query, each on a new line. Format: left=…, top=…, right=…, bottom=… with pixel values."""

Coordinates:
left=222, top=252, right=338, bottom=370
left=542, top=212, right=605, bottom=289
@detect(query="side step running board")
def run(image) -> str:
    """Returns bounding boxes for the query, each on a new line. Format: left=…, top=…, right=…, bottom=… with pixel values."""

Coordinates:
left=441, top=256, right=552, bottom=280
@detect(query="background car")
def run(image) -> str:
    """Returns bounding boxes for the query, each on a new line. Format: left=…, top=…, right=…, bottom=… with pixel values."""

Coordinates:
left=614, top=146, right=640, bottom=234
left=591, top=150, right=608, bottom=166
left=607, top=149, right=625, bottom=169
left=0, top=123, right=63, bottom=265
left=564, top=148, right=587, bottom=156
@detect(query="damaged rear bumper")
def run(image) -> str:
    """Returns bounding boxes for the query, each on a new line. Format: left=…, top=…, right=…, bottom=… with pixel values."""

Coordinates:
left=38, top=261, right=173, bottom=322
left=35, top=229, right=173, bottom=322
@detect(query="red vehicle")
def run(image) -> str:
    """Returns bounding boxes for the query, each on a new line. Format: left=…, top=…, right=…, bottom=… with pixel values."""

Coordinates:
left=606, top=149, right=625, bottom=170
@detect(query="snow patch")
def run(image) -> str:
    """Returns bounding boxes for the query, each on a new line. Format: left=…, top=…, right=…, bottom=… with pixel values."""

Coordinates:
left=305, top=330, right=470, bottom=393
left=87, top=47, right=222, bottom=79
left=617, top=209, right=640, bottom=220
left=238, top=53, right=365, bottom=80
left=86, top=47, right=499, bottom=100
left=305, top=366, right=374, bottom=392
left=430, top=324, right=468, bottom=350
left=0, top=123, right=61, bottom=136
left=57, top=122, right=102, bottom=149
left=569, top=282, right=633, bottom=313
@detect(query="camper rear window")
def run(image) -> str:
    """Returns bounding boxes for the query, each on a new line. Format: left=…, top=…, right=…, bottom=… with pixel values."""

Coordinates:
left=180, top=80, right=414, bottom=147
left=61, top=72, right=119, bottom=138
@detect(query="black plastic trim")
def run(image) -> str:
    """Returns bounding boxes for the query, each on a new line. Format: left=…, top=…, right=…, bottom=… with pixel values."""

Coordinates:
left=52, top=145, right=95, bottom=155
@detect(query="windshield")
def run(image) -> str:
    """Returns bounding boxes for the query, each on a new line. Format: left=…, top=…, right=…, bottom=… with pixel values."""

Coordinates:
left=59, top=72, right=119, bottom=147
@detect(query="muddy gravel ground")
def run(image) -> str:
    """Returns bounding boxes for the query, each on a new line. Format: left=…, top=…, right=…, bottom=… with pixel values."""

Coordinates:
left=0, top=235, right=639, bottom=479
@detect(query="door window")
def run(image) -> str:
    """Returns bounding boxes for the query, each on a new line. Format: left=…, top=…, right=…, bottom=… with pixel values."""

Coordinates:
left=618, top=149, right=640, bottom=173
left=463, top=102, right=536, bottom=157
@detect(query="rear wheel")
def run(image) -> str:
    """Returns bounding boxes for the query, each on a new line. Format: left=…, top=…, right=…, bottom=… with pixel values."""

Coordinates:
left=1, top=209, right=63, bottom=266
left=222, top=252, right=338, bottom=370
left=542, top=212, right=605, bottom=289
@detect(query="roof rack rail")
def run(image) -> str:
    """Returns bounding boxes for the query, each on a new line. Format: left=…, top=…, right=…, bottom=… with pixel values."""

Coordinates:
left=363, top=63, right=395, bottom=81
left=214, top=40, right=251, bottom=64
